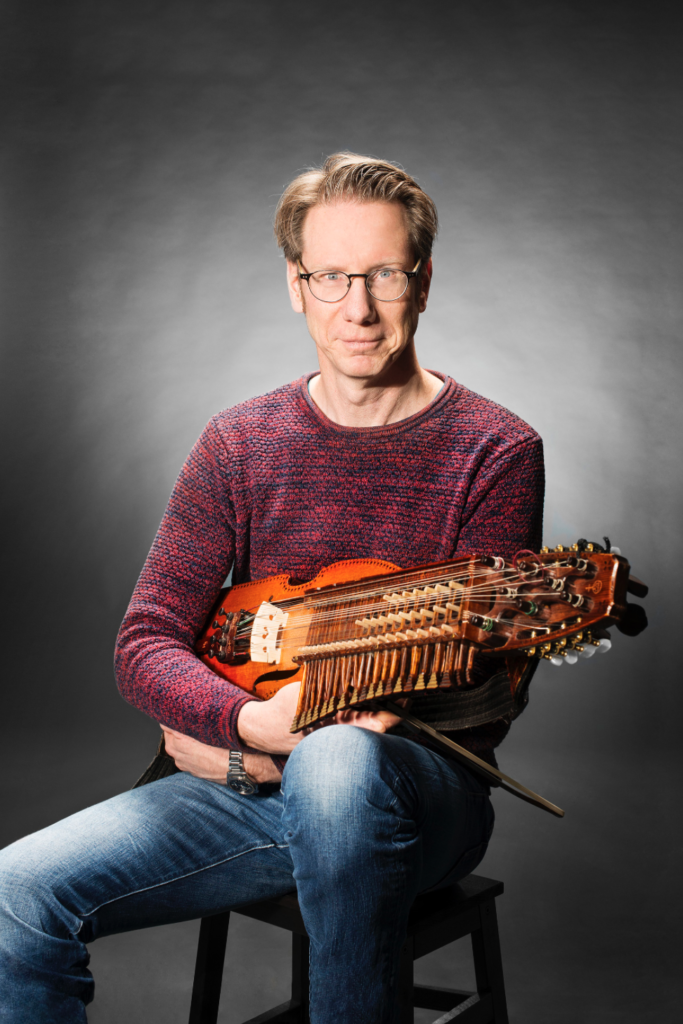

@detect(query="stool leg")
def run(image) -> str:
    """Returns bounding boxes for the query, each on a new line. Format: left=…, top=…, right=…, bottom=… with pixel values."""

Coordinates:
left=471, top=899, right=508, bottom=1024
left=189, top=912, right=231, bottom=1024
left=291, top=933, right=310, bottom=1023
left=397, top=937, right=414, bottom=1024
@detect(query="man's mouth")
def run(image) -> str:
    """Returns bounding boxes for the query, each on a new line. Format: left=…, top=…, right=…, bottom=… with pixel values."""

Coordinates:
left=339, top=337, right=383, bottom=346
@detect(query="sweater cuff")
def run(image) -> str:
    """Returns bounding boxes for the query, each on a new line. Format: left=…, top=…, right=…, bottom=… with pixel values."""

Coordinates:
left=219, top=692, right=263, bottom=753
left=219, top=694, right=290, bottom=776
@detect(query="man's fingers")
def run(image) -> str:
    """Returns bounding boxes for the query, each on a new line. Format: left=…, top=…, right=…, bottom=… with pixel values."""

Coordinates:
left=161, top=730, right=183, bottom=757
left=362, top=717, right=386, bottom=733
left=332, top=709, right=401, bottom=732
left=162, top=728, right=205, bottom=761
left=161, top=726, right=191, bottom=748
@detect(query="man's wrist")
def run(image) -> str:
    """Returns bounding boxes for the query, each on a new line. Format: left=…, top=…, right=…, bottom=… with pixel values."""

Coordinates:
left=243, top=752, right=284, bottom=784
left=226, top=751, right=258, bottom=795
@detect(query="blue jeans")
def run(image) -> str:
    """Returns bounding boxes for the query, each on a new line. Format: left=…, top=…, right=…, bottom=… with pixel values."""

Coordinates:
left=0, top=726, right=494, bottom=1024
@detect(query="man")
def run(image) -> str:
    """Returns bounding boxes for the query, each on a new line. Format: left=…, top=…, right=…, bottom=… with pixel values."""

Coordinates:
left=0, top=153, right=544, bottom=1023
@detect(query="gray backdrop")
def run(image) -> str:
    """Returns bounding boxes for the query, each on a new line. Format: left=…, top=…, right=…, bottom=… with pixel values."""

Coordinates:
left=2, top=1, right=681, bottom=1021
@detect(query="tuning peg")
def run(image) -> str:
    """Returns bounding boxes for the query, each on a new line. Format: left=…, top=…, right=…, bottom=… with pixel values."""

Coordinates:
left=540, top=642, right=563, bottom=666
left=617, top=602, right=648, bottom=635
left=597, top=638, right=612, bottom=654
left=611, top=546, right=621, bottom=555
left=563, top=652, right=579, bottom=665
left=578, top=645, right=597, bottom=658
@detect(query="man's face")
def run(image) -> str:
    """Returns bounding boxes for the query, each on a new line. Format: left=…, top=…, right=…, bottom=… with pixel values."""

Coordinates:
left=286, top=200, right=431, bottom=383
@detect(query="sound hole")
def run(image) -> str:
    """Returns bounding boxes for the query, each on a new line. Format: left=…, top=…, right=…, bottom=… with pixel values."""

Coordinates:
left=253, top=668, right=301, bottom=687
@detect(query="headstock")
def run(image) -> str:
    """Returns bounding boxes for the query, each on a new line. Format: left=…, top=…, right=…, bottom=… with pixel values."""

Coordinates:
left=459, top=541, right=646, bottom=664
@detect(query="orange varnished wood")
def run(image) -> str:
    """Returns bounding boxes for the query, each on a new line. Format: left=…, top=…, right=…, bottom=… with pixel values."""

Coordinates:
left=197, top=558, right=400, bottom=700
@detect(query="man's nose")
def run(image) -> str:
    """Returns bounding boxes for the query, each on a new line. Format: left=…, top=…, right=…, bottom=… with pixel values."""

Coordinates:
left=341, top=277, right=376, bottom=322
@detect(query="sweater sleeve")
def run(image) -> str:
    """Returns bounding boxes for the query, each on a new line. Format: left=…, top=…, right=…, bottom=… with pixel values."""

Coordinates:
left=114, top=419, right=258, bottom=750
left=445, top=434, right=545, bottom=764
left=456, top=436, right=545, bottom=559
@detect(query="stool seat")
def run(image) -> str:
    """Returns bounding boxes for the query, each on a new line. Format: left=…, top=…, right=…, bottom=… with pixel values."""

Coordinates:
left=189, top=873, right=508, bottom=1024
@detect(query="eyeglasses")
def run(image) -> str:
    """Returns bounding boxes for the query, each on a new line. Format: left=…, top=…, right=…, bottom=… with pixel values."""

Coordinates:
left=298, top=260, right=422, bottom=303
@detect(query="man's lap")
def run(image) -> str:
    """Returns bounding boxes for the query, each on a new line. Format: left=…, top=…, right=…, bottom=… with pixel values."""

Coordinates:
left=283, top=726, right=494, bottom=894
left=0, top=727, right=494, bottom=944
left=0, top=772, right=294, bottom=943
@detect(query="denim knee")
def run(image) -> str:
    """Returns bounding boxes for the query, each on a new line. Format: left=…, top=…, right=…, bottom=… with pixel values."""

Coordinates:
left=281, top=726, right=419, bottom=858
left=0, top=835, right=46, bottom=923
left=0, top=831, right=78, bottom=943
left=284, top=726, right=395, bottom=813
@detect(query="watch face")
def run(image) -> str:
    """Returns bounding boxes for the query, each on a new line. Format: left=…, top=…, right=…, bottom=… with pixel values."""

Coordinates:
left=228, top=776, right=256, bottom=796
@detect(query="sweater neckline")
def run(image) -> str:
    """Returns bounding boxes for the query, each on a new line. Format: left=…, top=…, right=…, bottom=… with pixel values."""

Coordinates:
left=297, top=371, right=459, bottom=436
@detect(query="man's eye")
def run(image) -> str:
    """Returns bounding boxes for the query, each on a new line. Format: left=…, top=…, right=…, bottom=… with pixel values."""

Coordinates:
left=322, top=273, right=341, bottom=282
left=375, top=269, right=397, bottom=280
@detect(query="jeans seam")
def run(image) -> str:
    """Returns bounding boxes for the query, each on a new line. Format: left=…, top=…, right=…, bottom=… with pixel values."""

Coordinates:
left=77, top=841, right=290, bottom=925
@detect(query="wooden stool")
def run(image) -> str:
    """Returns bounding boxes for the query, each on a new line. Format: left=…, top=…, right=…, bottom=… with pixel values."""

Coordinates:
left=188, top=873, right=508, bottom=1024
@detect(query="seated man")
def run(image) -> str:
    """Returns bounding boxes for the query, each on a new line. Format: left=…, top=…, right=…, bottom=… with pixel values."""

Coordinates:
left=0, top=153, right=544, bottom=1024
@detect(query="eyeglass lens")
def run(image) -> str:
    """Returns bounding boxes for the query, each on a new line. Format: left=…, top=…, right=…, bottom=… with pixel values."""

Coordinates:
left=307, top=269, right=410, bottom=302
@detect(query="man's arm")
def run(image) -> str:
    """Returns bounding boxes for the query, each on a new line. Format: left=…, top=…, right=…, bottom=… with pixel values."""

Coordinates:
left=456, top=436, right=545, bottom=559
left=162, top=682, right=402, bottom=784
left=116, top=419, right=400, bottom=781
left=115, top=419, right=260, bottom=751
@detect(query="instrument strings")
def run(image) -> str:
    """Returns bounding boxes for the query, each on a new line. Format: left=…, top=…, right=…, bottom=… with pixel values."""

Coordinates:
left=232, top=558, right=575, bottom=646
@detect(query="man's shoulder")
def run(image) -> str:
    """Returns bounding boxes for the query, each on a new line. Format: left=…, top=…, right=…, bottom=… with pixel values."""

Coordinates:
left=445, top=379, right=542, bottom=450
left=209, top=377, right=308, bottom=434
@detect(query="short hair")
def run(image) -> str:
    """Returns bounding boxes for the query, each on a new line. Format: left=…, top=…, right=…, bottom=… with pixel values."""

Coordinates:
left=274, top=152, right=438, bottom=264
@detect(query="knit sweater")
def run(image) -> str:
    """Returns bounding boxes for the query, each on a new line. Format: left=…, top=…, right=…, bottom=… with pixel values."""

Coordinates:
left=115, top=373, right=544, bottom=764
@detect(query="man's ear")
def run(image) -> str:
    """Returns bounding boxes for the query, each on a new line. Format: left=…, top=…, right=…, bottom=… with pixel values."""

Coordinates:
left=287, top=261, right=305, bottom=313
left=418, top=258, right=432, bottom=313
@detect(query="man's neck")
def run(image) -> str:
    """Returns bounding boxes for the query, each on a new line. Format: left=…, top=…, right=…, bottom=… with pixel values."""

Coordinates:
left=308, top=365, right=444, bottom=428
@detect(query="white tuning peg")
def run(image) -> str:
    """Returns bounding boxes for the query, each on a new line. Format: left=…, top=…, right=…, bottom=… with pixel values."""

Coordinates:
left=563, top=652, right=579, bottom=665
left=610, top=546, right=621, bottom=555
left=549, top=655, right=564, bottom=667
left=597, top=638, right=612, bottom=654
left=578, top=645, right=597, bottom=658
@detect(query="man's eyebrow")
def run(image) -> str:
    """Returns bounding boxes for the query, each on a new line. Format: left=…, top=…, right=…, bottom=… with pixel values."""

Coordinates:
left=310, top=260, right=408, bottom=272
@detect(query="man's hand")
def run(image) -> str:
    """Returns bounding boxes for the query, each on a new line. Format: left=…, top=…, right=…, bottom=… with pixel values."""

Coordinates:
left=161, top=728, right=282, bottom=784
left=237, top=682, right=403, bottom=753
left=331, top=708, right=402, bottom=731
left=236, top=682, right=306, bottom=754
left=163, top=684, right=405, bottom=786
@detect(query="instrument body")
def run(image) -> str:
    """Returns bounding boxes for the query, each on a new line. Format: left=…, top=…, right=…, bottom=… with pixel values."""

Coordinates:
left=196, top=545, right=635, bottom=730
left=197, top=557, right=399, bottom=702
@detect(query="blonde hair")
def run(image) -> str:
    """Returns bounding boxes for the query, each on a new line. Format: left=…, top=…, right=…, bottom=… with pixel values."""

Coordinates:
left=274, top=152, right=438, bottom=263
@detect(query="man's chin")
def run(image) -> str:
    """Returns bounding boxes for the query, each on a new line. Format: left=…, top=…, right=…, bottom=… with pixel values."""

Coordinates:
left=333, top=350, right=399, bottom=382
left=340, top=361, right=391, bottom=383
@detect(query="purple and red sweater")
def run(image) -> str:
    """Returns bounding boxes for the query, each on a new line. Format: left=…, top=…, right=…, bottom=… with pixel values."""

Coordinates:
left=115, top=373, right=544, bottom=765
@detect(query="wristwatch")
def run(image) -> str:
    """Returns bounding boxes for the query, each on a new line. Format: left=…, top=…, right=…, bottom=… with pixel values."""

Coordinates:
left=226, top=751, right=257, bottom=796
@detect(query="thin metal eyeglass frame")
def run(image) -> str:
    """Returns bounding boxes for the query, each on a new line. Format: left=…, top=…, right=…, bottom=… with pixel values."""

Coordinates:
left=297, top=259, right=422, bottom=303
